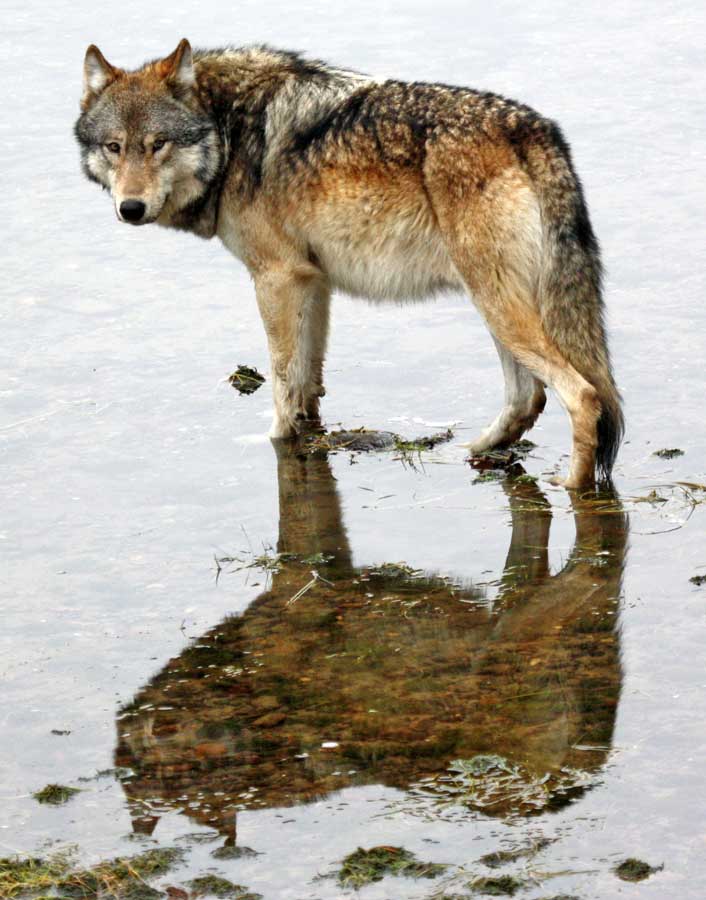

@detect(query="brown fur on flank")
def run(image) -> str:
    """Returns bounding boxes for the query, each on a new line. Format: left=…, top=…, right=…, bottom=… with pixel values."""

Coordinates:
left=74, top=40, right=624, bottom=488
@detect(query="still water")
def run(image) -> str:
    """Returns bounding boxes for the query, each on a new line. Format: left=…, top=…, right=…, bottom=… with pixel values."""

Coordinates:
left=2, top=1, right=705, bottom=898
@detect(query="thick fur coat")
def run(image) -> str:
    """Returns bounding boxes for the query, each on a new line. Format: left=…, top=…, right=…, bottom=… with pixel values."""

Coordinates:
left=75, top=40, right=623, bottom=487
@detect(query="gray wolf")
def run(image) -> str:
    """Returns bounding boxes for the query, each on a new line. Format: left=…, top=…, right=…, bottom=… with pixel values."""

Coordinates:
left=74, top=39, right=623, bottom=488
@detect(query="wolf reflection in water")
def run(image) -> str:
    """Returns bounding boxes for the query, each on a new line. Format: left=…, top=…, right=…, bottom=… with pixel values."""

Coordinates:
left=116, top=443, right=626, bottom=845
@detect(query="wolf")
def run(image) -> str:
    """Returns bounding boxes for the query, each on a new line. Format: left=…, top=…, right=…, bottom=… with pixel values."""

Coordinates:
left=74, top=39, right=623, bottom=488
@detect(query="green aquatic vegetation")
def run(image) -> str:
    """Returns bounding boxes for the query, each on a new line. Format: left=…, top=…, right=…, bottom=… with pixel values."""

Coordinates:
left=393, top=429, right=455, bottom=454
left=0, top=847, right=184, bottom=899
left=33, top=783, right=81, bottom=805
left=653, top=448, right=684, bottom=459
left=513, top=473, right=538, bottom=484
left=510, top=439, right=537, bottom=455
left=57, top=848, right=184, bottom=898
left=0, top=854, right=72, bottom=897
left=467, top=874, right=525, bottom=895
left=367, top=561, right=423, bottom=579
left=227, top=365, right=265, bottom=395
left=187, top=874, right=262, bottom=898
left=216, top=548, right=335, bottom=578
left=614, top=858, right=663, bottom=881
left=335, top=846, right=447, bottom=888
left=473, top=471, right=504, bottom=483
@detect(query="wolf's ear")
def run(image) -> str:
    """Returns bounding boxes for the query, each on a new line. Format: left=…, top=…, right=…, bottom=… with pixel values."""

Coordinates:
left=159, top=38, right=195, bottom=95
left=82, top=45, right=118, bottom=106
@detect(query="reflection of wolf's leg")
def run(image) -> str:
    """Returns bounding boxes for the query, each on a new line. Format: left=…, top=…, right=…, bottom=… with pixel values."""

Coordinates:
left=497, top=475, right=551, bottom=595
left=567, top=488, right=628, bottom=565
left=273, top=441, right=353, bottom=570
left=468, top=337, right=546, bottom=453
left=255, top=266, right=330, bottom=438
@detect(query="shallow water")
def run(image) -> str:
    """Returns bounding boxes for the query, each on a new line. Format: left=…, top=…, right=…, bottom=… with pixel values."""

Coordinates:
left=2, top=1, right=706, bottom=898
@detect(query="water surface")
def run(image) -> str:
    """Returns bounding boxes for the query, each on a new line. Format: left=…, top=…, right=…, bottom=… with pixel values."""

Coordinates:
left=2, top=2, right=705, bottom=898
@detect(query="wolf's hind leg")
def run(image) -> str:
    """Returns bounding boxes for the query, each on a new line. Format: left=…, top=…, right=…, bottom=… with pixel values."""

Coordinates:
left=478, top=306, right=600, bottom=488
left=254, top=265, right=331, bottom=439
left=467, top=337, right=546, bottom=454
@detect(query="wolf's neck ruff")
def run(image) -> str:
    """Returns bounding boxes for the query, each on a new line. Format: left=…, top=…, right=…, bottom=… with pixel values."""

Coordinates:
left=74, top=40, right=623, bottom=488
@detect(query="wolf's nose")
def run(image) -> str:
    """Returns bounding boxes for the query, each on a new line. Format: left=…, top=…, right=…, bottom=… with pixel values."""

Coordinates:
left=120, top=199, right=146, bottom=223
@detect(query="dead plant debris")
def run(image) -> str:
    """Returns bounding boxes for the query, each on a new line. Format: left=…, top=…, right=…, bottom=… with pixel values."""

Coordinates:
left=466, top=873, right=525, bottom=895
left=614, top=858, right=663, bottom=882
left=479, top=839, right=551, bottom=869
left=0, top=847, right=185, bottom=899
left=303, top=427, right=454, bottom=456
left=186, top=874, right=262, bottom=898
left=653, top=448, right=684, bottom=459
left=32, top=783, right=80, bottom=805
left=228, top=365, right=265, bottom=395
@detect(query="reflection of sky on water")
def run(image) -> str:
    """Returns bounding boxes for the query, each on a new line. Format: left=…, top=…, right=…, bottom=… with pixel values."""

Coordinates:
left=1, top=1, right=705, bottom=897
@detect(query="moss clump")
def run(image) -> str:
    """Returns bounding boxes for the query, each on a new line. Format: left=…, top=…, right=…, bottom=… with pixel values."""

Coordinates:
left=187, top=875, right=262, bottom=898
left=689, top=574, right=706, bottom=586
left=228, top=366, right=265, bottom=395
left=32, top=783, right=81, bottom=805
left=653, top=448, right=684, bottom=459
left=468, top=874, right=525, bottom=895
left=614, top=858, right=662, bottom=882
left=335, top=846, right=446, bottom=888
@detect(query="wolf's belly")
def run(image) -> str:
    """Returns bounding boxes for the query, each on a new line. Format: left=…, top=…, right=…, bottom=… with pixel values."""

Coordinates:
left=307, top=215, right=464, bottom=302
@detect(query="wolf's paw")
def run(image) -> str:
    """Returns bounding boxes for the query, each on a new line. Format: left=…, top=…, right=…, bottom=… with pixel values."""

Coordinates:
left=269, top=414, right=298, bottom=440
left=548, top=473, right=594, bottom=491
left=465, top=432, right=499, bottom=455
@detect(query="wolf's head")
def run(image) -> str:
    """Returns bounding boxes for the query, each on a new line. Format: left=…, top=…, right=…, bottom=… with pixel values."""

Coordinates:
left=74, top=39, right=221, bottom=226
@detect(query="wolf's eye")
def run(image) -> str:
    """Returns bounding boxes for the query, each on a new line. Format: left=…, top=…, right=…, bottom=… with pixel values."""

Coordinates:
left=105, top=142, right=121, bottom=154
left=152, top=139, right=166, bottom=152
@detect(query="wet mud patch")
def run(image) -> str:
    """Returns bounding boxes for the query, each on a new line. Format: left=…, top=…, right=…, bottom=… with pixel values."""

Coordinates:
left=227, top=366, right=265, bottom=395
left=302, top=427, right=454, bottom=456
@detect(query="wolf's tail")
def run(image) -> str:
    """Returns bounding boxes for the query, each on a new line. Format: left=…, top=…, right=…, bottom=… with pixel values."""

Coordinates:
left=518, top=120, right=624, bottom=479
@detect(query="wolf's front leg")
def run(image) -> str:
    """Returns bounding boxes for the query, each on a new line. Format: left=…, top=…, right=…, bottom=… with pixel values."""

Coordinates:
left=254, top=266, right=331, bottom=439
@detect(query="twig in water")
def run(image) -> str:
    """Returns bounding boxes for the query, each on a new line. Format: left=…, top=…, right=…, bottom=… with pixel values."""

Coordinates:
left=288, top=570, right=334, bottom=606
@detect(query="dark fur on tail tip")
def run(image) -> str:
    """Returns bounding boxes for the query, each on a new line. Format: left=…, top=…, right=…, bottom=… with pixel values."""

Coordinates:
left=596, top=398, right=625, bottom=481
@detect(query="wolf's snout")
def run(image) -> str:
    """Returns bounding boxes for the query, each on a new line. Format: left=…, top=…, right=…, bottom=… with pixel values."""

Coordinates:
left=119, top=199, right=147, bottom=223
